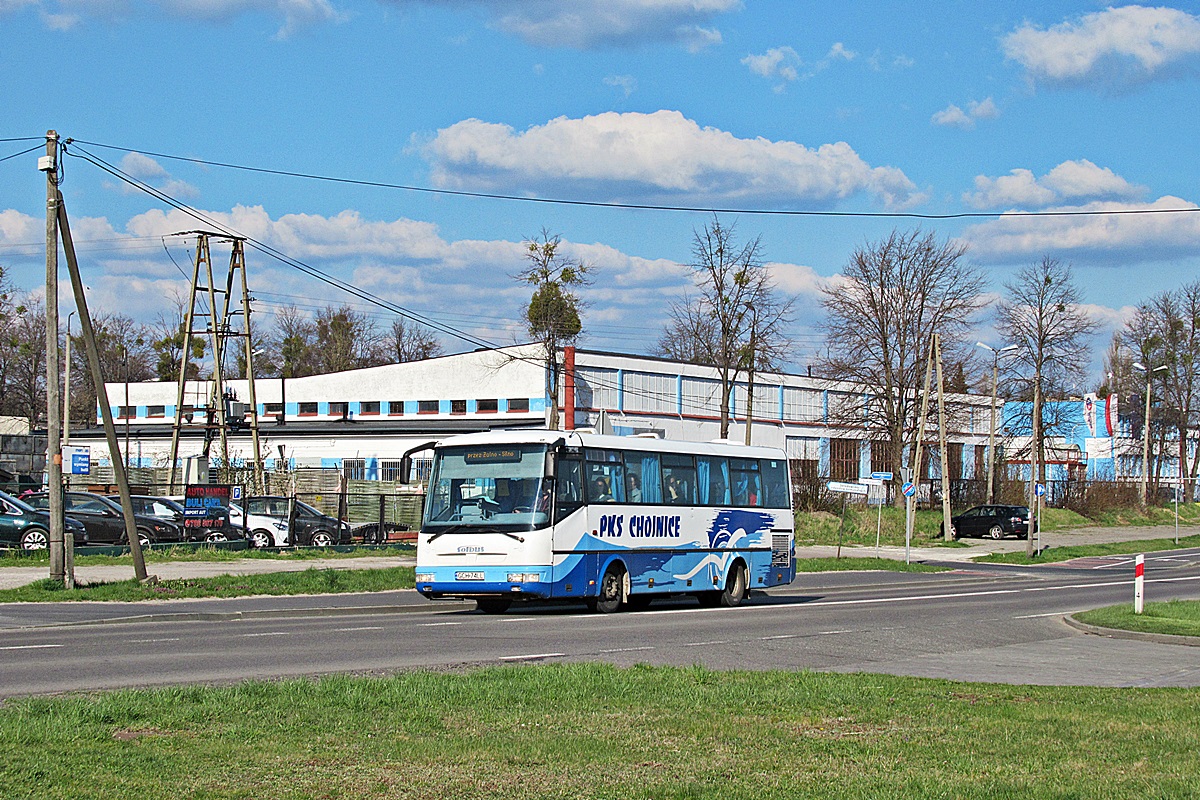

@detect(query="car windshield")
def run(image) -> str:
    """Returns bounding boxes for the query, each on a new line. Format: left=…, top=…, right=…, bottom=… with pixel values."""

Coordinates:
left=424, top=443, right=551, bottom=531
left=0, top=491, right=37, bottom=514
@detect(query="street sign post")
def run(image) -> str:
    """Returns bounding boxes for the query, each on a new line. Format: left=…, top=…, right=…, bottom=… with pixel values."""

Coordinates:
left=827, top=481, right=869, bottom=495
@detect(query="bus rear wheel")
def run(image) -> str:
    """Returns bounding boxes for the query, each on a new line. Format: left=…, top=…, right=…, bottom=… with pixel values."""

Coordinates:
left=476, top=598, right=512, bottom=614
left=588, top=563, right=626, bottom=614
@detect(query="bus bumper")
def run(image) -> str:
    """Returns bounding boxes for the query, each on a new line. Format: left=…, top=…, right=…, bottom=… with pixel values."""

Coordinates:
left=416, top=566, right=553, bottom=600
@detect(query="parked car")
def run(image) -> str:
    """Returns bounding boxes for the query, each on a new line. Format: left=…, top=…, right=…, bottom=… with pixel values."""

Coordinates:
left=226, top=501, right=290, bottom=548
left=26, top=491, right=184, bottom=547
left=235, top=496, right=351, bottom=548
left=0, top=490, right=88, bottom=550
left=111, top=495, right=246, bottom=544
left=942, top=504, right=1035, bottom=540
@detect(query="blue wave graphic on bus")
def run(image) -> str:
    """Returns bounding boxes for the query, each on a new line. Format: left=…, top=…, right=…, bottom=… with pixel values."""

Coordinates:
left=706, top=510, right=775, bottom=549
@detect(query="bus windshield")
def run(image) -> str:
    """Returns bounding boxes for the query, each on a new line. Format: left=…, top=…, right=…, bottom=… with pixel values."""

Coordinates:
left=424, top=443, right=551, bottom=531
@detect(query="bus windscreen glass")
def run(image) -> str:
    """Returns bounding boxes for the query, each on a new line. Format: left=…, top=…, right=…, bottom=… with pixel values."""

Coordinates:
left=424, top=444, right=551, bottom=530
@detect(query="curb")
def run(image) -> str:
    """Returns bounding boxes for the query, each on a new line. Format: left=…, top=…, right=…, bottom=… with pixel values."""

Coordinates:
left=15, top=599, right=476, bottom=629
left=1063, top=614, right=1200, bottom=648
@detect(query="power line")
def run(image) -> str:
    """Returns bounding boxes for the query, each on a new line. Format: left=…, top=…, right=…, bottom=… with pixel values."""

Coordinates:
left=67, top=136, right=1200, bottom=221
left=0, top=144, right=44, bottom=165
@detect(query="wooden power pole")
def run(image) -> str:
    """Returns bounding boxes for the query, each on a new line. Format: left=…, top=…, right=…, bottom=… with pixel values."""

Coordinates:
left=41, top=131, right=65, bottom=584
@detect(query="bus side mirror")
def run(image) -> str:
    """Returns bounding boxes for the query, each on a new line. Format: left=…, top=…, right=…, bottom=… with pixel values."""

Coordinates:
left=399, top=456, right=411, bottom=483
left=544, top=453, right=556, bottom=481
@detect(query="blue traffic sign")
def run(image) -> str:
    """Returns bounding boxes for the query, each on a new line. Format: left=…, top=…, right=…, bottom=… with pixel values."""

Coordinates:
left=1035, top=483, right=1046, bottom=497
left=901, top=481, right=916, bottom=497
left=871, top=471, right=894, bottom=481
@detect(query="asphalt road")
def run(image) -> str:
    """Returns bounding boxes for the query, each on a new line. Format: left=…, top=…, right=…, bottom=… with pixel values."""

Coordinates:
left=2, top=545, right=1199, bottom=697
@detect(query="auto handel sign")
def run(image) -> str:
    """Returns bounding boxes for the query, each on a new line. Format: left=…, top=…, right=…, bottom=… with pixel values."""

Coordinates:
left=183, top=484, right=233, bottom=536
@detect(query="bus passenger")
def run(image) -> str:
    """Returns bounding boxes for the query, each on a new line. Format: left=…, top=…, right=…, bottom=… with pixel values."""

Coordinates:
left=592, top=477, right=613, bottom=502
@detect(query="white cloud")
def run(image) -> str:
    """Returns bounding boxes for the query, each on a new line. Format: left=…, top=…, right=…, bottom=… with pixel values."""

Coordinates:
left=604, top=74, right=638, bottom=97
left=965, top=160, right=1145, bottom=209
left=931, top=97, right=1000, bottom=129
left=742, top=46, right=800, bottom=83
left=422, top=110, right=924, bottom=210
left=963, top=196, right=1200, bottom=263
left=416, top=0, right=739, bottom=50
left=1002, top=5, right=1200, bottom=87
left=9, top=0, right=343, bottom=36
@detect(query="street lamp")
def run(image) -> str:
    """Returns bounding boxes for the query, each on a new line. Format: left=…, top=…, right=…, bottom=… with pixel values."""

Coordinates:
left=1132, top=361, right=1169, bottom=506
left=976, top=342, right=1019, bottom=504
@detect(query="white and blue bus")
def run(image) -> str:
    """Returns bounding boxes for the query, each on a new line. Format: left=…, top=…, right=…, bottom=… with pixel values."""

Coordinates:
left=415, top=430, right=796, bottom=613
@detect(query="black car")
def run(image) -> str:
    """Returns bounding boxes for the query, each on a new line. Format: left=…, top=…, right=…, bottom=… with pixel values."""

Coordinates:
left=235, top=496, right=351, bottom=547
left=27, top=491, right=184, bottom=547
left=112, top=495, right=246, bottom=544
left=0, top=490, right=88, bottom=550
left=943, top=504, right=1035, bottom=540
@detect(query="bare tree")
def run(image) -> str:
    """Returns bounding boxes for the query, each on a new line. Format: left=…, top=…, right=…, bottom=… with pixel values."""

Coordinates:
left=820, top=229, right=985, bottom=503
left=661, top=215, right=792, bottom=438
left=149, top=291, right=205, bottom=383
left=67, top=313, right=153, bottom=429
left=1121, top=282, right=1200, bottom=500
left=516, top=229, right=592, bottom=430
left=996, top=257, right=1097, bottom=554
left=1, top=294, right=48, bottom=427
left=384, top=318, right=443, bottom=363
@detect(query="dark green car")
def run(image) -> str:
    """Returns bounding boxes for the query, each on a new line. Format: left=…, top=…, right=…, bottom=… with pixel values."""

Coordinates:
left=0, top=490, right=88, bottom=550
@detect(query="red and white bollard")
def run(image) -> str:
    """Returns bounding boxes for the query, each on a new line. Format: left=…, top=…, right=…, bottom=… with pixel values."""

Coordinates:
left=1134, top=553, right=1145, bottom=615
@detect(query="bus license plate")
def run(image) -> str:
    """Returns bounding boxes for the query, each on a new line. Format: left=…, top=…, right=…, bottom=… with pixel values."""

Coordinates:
left=456, top=571, right=486, bottom=581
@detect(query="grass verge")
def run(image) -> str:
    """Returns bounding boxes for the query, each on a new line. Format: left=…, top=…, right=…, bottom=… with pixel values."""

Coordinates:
left=0, top=543, right=414, bottom=569
left=973, top=533, right=1200, bottom=565
left=0, top=566, right=416, bottom=602
left=795, top=556, right=945, bottom=574
left=1, top=665, right=1198, bottom=800
left=1075, top=599, right=1200, bottom=638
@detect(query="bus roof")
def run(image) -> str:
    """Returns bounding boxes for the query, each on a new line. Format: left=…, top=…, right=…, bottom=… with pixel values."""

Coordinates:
left=428, top=428, right=787, bottom=459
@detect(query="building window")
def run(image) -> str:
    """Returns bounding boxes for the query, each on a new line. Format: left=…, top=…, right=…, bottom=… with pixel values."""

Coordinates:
left=870, top=441, right=890, bottom=476
left=418, top=400, right=439, bottom=414
left=343, top=458, right=366, bottom=480
left=264, top=402, right=283, bottom=415
left=507, top=397, right=530, bottom=413
left=118, top=406, right=136, bottom=420
left=359, top=401, right=380, bottom=415
left=147, top=405, right=165, bottom=418
left=946, top=442, right=963, bottom=481
left=451, top=399, right=466, bottom=415
left=477, top=398, right=498, bottom=413
left=411, top=458, right=433, bottom=481
left=329, top=401, right=348, bottom=417
left=829, top=438, right=859, bottom=481
left=298, top=402, right=318, bottom=416
left=380, top=460, right=403, bottom=482
left=388, top=401, right=404, bottom=416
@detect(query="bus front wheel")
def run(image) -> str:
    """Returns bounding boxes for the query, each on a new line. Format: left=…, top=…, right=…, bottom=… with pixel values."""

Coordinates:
left=588, top=563, right=626, bottom=614
left=476, top=598, right=512, bottom=614
left=699, top=562, right=748, bottom=608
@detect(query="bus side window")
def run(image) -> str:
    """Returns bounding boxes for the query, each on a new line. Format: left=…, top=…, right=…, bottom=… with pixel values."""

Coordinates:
left=556, top=459, right=583, bottom=504
left=762, top=459, right=790, bottom=508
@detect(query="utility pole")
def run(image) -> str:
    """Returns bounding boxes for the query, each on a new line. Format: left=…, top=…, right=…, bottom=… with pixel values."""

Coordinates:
left=934, top=334, right=953, bottom=542
left=56, top=189, right=151, bottom=582
left=167, top=236, right=206, bottom=491
left=1025, top=365, right=1042, bottom=559
left=905, top=336, right=936, bottom=558
left=41, top=131, right=65, bottom=584
left=743, top=304, right=757, bottom=446
left=233, top=240, right=265, bottom=493
left=977, top=342, right=1018, bottom=504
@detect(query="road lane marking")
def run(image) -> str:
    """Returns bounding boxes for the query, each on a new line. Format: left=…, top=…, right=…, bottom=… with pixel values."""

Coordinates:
left=499, top=652, right=565, bottom=662
left=819, top=629, right=855, bottom=635
left=242, top=632, right=290, bottom=638
left=599, top=646, right=655, bottom=654
left=0, top=644, right=63, bottom=651
left=129, top=638, right=181, bottom=643
left=334, top=626, right=383, bottom=632
left=1013, top=611, right=1079, bottom=619
left=683, top=640, right=727, bottom=647
left=759, top=634, right=799, bottom=640
left=419, top=622, right=463, bottom=627
left=502, top=618, right=537, bottom=623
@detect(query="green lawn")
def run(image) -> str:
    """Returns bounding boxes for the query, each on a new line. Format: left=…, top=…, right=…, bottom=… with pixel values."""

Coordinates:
left=1076, top=599, right=1200, bottom=638
left=974, top=533, right=1200, bottom=565
left=0, top=566, right=417, bottom=602
left=0, top=543, right=414, bottom=569
left=1, top=665, right=1197, bottom=799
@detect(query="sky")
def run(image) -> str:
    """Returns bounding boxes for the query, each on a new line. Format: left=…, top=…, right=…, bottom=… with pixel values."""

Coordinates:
left=2, top=1, right=1200, bottom=382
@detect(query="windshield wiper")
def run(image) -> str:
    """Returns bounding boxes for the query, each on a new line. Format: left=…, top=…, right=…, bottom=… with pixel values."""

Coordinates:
left=425, top=526, right=525, bottom=544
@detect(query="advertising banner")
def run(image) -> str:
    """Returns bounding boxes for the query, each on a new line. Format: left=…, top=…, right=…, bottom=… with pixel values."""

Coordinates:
left=183, top=484, right=232, bottom=535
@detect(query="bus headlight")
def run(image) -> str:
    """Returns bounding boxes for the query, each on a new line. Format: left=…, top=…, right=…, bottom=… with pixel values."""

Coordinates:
left=415, top=573, right=436, bottom=583
left=507, top=573, right=541, bottom=583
